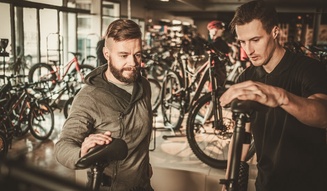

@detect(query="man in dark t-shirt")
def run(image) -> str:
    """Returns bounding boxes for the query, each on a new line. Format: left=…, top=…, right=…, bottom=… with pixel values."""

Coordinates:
left=220, top=1, right=327, bottom=191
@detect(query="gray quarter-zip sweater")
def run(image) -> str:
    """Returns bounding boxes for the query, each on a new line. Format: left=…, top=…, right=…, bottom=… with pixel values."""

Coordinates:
left=54, top=65, right=153, bottom=191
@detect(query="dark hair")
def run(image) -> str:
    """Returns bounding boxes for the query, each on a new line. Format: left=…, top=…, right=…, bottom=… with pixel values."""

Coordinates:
left=229, top=0, right=278, bottom=34
left=105, top=19, right=142, bottom=41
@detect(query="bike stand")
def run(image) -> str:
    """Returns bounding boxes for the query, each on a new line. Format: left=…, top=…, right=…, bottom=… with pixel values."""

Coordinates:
left=161, top=128, right=185, bottom=139
left=150, top=111, right=185, bottom=151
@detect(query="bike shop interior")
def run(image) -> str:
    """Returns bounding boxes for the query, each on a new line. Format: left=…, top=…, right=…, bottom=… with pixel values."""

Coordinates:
left=0, top=0, right=326, bottom=191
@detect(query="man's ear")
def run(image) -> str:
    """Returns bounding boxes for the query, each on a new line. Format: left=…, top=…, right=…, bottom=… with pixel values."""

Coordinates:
left=272, top=26, right=279, bottom=39
left=103, top=46, right=109, bottom=60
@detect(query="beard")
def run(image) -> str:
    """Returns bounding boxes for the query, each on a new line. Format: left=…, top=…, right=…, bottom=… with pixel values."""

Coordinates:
left=108, top=57, right=140, bottom=84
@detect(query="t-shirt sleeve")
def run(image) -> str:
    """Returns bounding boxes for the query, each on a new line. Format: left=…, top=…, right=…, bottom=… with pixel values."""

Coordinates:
left=301, top=59, right=327, bottom=97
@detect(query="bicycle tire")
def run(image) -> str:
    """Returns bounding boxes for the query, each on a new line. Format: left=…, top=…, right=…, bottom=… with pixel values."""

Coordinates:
left=13, top=100, right=30, bottom=138
left=63, top=96, right=74, bottom=119
left=28, top=63, right=57, bottom=90
left=70, top=64, right=95, bottom=86
left=149, top=62, right=169, bottom=82
left=28, top=101, right=54, bottom=140
left=148, top=78, right=161, bottom=112
left=4, top=93, right=30, bottom=138
left=81, top=55, right=97, bottom=68
left=160, top=70, right=184, bottom=130
left=186, top=92, right=255, bottom=169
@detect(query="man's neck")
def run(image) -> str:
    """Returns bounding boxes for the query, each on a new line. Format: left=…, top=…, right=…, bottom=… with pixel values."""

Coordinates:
left=263, top=46, right=286, bottom=73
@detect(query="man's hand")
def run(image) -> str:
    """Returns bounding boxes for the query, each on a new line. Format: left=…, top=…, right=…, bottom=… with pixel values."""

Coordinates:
left=219, top=80, right=287, bottom=108
left=80, top=131, right=112, bottom=157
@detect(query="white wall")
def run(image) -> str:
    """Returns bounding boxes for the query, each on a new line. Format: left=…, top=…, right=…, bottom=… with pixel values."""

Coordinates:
left=0, top=3, right=12, bottom=47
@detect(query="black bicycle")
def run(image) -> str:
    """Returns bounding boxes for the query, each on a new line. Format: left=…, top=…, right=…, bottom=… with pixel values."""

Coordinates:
left=160, top=43, right=222, bottom=131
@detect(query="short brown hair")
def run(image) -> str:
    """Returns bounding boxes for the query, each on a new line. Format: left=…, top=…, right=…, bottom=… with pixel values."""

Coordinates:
left=105, top=19, right=142, bottom=41
left=229, top=0, right=278, bottom=34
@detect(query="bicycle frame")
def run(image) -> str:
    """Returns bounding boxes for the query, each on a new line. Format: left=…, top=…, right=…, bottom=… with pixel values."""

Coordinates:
left=172, top=50, right=221, bottom=113
left=47, top=79, right=78, bottom=109
left=0, top=84, right=31, bottom=137
left=160, top=47, right=227, bottom=132
left=53, top=53, right=83, bottom=82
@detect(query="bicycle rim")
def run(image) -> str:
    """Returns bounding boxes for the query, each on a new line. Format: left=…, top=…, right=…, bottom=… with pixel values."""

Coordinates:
left=28, top=63, right=57, bottom=90
left=81, top=55, right=97, bottom=68
left=63, top=97, right=74, bottom=118
left=187, top=93, right=233, bottom=169
left=29, top=102, right=54, bottom=140
left=161, top=71, right=184, bottom=130
left=150, top=62, right=168, bottom=82
left=10, top=97, right=30, bottom=138
left=70, top=64, right=95, bottom=88
left=148, top=78, right=161, bottom=112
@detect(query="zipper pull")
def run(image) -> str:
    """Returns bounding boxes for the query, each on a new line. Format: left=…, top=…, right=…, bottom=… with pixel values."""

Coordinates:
left=119, top=112, right=124, bottom=120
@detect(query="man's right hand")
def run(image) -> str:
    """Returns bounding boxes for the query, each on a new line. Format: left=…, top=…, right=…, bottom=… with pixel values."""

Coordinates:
left=80, top=131, right=112, bottom=157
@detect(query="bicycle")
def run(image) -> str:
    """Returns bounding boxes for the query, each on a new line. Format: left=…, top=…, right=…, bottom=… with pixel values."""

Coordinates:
left=159, top=42, right=228, bottom=131
left=142, top=46, right=171, bottom=82
left=28, top=52, right=95, bottom=91
left=37, top=72, right=81, bottom=118
left=0, top=74, right=55, bottom=142
left=184, top=45, right=255, bottom=169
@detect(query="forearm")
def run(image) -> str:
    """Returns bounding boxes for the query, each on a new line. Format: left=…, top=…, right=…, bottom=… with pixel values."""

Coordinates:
left=280, top=91, right=327, bottom=129
left=54, top=139, right=82, bottom=169
left=54, top=114, right=91, bottom=169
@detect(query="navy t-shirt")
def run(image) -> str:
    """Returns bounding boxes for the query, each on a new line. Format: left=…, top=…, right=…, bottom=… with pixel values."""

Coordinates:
left=238, top=50, right=327, bottom=191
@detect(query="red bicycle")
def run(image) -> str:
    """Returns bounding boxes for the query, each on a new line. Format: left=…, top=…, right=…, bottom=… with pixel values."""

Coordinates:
left=28, top=52, right=95, bottom=90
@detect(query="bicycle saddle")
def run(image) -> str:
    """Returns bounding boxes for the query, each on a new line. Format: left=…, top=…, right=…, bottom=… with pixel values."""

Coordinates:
left=230, top=99, right=268, bottom=113
left=75, top=138, right=128, bottom=169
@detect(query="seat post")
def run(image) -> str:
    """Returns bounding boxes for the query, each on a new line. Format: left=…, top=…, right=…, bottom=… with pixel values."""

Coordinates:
left=88, top=162, right=106, bottom=191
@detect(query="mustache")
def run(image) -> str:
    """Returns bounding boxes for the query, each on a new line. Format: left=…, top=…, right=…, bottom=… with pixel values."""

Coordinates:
left=123, top=66, right=140, bottom=71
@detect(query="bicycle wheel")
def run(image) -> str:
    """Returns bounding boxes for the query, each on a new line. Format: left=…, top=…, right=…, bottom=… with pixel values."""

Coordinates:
left=28, top=101, right=54, bottom=140
left=70, top=64, right=95, bottom=87
left=63, top=96, right=74, bottom=118
left=28, top=63, right=57, bottom=90
left=148, top=78, right=161, bottom=112
left=149, top=62, right=169, bottom=82
left=13, top=101, right=30, bottom=138
left=187, top=92, right=255, bottom=169
left=5, top=93, right=30, bottom=138
left=160, top=70, right=184, bottom=130
left=81, top=55, right=97, bottom=68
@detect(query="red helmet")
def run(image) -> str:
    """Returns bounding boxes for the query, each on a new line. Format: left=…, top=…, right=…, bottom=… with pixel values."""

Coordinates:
left=207, top=20, right=225, bottom=30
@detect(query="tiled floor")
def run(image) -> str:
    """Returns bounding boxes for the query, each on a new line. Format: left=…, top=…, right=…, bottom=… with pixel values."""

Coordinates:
left=4, top=107, right=258, bottom=191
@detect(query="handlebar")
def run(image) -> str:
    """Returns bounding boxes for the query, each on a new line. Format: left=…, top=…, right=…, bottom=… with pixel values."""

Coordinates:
left=75, top=138, right=128, bottom=169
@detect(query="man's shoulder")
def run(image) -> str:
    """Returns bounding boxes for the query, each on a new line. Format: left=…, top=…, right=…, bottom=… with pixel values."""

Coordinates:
left=286, top=50, right=319, bottom=65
